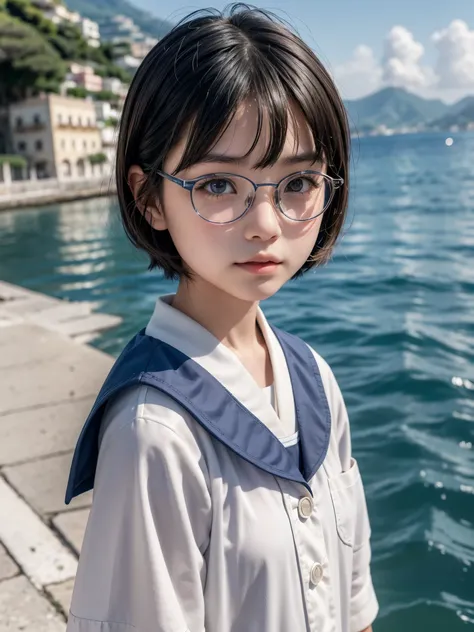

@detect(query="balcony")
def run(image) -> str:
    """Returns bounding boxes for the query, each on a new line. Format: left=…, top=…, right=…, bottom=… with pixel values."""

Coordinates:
left=15, top=122, right=46, bottom=133
left=56, top=121, right=98, bottom=131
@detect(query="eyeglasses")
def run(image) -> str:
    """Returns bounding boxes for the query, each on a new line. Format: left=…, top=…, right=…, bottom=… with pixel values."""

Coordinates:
left=156, top=169, right=344, bottom=225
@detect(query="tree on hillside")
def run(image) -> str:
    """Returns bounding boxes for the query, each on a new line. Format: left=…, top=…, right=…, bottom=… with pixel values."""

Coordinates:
left=0, top=13, right=66, bottom=105
left=5, top=0, right=56, bottom=36
left=50, top=20, right=90, bottom=61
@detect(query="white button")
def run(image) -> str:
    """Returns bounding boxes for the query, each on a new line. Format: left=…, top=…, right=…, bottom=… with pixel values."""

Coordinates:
left=297, top=496, right=314, bottom=519
left=310, top=562, right=324, bottom=586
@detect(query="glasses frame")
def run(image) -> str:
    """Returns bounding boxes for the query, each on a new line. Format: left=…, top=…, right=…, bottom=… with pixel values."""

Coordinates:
left=155, top=169, right=344, bottom=225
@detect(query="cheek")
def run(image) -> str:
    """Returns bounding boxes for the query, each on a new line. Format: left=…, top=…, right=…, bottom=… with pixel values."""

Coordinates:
left=284, top=215, right=323, bottom=255
left=163, top=191, right=229, bottom=265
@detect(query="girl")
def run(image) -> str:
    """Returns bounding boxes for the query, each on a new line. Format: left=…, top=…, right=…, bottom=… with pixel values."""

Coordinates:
left=65, top=4, right=378, bottom=632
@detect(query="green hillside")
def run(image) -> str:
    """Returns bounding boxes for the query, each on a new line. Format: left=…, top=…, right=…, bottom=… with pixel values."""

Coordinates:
left=0, top=0, right=133, bottom=105
left=67, top=0, right=173, bottom=40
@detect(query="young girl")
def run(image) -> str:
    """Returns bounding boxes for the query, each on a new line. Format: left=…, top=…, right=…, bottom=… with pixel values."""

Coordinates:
left=65, top=4, right=378, bottom=632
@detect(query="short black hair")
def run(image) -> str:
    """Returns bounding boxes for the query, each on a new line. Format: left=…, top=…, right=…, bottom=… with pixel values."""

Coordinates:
left=116, top=3, right=350, bottom=280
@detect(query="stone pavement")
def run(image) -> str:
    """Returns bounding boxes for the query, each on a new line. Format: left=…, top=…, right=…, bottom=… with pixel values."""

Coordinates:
left=0, top=281, right=119, bottom=630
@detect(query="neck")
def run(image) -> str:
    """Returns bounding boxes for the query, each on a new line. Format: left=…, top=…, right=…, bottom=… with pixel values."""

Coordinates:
left=171, top=278, right=264, bottom=357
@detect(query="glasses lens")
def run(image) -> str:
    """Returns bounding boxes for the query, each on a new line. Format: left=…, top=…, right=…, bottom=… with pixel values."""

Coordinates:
left=279, top=172, right=332, bottom=221
left=191, top=174, right=254, bottom=223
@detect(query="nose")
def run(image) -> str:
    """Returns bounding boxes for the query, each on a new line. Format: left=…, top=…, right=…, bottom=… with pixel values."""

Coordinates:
left=242, top=185, right=282, bottom=241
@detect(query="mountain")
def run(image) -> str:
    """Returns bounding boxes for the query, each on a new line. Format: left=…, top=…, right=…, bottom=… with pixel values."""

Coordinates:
left=430, top=97, right=474, bottom=130
left=67, top=0, right=173, bottom=40
left=446, top=95, right=474, bottom=117
left=344, top=87, right=449, bottom=133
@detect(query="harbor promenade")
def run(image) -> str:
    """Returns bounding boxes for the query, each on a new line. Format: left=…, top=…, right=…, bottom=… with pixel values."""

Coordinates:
left=0, top=281, right=121, bottom=630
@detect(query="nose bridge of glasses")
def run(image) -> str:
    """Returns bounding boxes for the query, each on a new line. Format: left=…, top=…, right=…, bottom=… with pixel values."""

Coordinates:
left=247, top=181, right=279, bottom=208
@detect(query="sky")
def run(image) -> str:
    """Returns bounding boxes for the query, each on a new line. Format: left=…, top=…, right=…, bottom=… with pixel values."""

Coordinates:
left=131, top=0, right=474, bottom=103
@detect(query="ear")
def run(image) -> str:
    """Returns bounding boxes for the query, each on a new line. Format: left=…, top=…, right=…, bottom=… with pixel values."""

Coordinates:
left=127, top=165, right=167, bottom=231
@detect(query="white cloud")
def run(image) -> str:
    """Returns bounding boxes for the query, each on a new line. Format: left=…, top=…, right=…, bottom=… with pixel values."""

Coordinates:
left=382, top=26, right=435, bottom=89
left=333, top=44, right=382, bottom=99
left=432, top=20, right=474, bottom=89
left=334, top=21, right=474, bottom=101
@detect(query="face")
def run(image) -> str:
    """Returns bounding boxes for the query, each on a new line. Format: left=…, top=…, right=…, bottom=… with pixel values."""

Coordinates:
left=144, top=100, right=324, bottom=304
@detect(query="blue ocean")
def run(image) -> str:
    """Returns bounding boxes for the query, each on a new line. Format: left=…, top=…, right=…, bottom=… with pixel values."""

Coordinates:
left=1, top=131, right=473, bottom=630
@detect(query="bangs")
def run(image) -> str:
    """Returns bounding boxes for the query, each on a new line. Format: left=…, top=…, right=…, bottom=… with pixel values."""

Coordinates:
left=170, top=39, right=346, bottom=176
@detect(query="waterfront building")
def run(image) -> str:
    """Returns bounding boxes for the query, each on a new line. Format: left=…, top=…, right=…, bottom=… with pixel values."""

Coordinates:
left=9, top=95, right=103, bottom=180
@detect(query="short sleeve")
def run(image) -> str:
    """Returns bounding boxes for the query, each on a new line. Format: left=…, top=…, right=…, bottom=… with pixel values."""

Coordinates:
left=67, top=412, right=212, bottom=632
left=310, top=349, right=379, bottom=632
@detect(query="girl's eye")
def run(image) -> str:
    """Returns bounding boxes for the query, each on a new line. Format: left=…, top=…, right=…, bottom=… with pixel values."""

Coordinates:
left=197, top=178, right=236, bottom=195
left=284, top=176, right=319, bottom=194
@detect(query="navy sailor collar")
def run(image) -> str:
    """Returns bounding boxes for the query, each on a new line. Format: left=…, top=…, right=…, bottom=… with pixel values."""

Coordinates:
left=65, top=296, right=331, bottom=503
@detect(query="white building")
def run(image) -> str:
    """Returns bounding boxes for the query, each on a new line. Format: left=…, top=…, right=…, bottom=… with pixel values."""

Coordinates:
left=100, top=15, right=142, bottom=42
left=100, top=126, right=118, bottom=167
left=94, top=101, right=119, bottom=123
left=114, top=55, right=142, bottom=72
left=37, top=3, right=101, bottom=48
left=9, top=94, right=103, bottom=180
left=130, top=37, right=157, bottom=59
left=43, top=4, right=81, bottom=25
left=102, top=77, right=127, bottom=97
left=80, top=18, right=101, bottom=48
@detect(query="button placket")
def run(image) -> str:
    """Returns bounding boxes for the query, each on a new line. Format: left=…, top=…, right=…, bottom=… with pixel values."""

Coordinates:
left=279, top=481, right=332, bottom=631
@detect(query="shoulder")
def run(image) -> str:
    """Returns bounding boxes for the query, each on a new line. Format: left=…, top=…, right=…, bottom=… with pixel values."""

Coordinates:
left=97, top=384, right=211, bottom=483
left=304, top=343, right=346, bottom=415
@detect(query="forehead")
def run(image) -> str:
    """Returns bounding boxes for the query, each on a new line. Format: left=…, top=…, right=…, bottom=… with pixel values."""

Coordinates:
left=214, top=99, right=315, bottom=161
left=167, top=99, right=316, bottom=172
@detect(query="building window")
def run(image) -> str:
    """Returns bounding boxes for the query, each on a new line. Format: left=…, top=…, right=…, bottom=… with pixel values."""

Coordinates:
left=72, top=139, right=76, bottom=149
left=58, top=114, right=63, bottom=125
left=35, top=139, right=43, bottom=151
left=61, top=159, right=72, bottom=178
left=83, top=139, right=87, bottom=149
left=87, top=117, right=92, bottom=127
left=61, top=139, right=66, bottom=149
left=91, top=141, right=96, bottom=149
left=18, top=141, right=27, bottom=151
left=69, top=115, right=73, bottom=125
left=16, top=117, right=23, bottom=128
left=78, top=116, right=82, bottom=127
left=33, top=114, right=41, bottom=125
left=35, top=162, right=48, bottom=179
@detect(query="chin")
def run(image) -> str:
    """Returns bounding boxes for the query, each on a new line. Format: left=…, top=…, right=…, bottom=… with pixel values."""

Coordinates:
left=230, top=279, right=284, bottom=303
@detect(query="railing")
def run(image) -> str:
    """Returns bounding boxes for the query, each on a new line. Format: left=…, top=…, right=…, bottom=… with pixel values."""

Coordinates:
left=56, top=122, right=98, bottom=131
left=15, top=122, right=46, bottom=132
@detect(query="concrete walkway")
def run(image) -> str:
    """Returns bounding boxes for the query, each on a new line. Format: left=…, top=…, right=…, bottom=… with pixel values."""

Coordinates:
left=0, top=281, right=120, bottom=630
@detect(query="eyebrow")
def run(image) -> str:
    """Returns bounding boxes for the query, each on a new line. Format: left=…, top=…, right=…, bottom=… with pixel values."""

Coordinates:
left=195, top=150, right=322, bottom=166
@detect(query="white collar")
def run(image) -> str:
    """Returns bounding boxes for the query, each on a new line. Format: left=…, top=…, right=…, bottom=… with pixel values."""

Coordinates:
left=145, top=294, right=296, bottom=439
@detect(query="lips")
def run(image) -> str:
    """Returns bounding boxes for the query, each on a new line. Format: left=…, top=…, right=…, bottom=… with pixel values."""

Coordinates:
left=239, top=255, right=282, bottom=264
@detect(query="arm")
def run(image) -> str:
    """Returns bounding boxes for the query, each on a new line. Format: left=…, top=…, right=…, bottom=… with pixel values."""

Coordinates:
left=67, top=414, right=212, bottom=632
